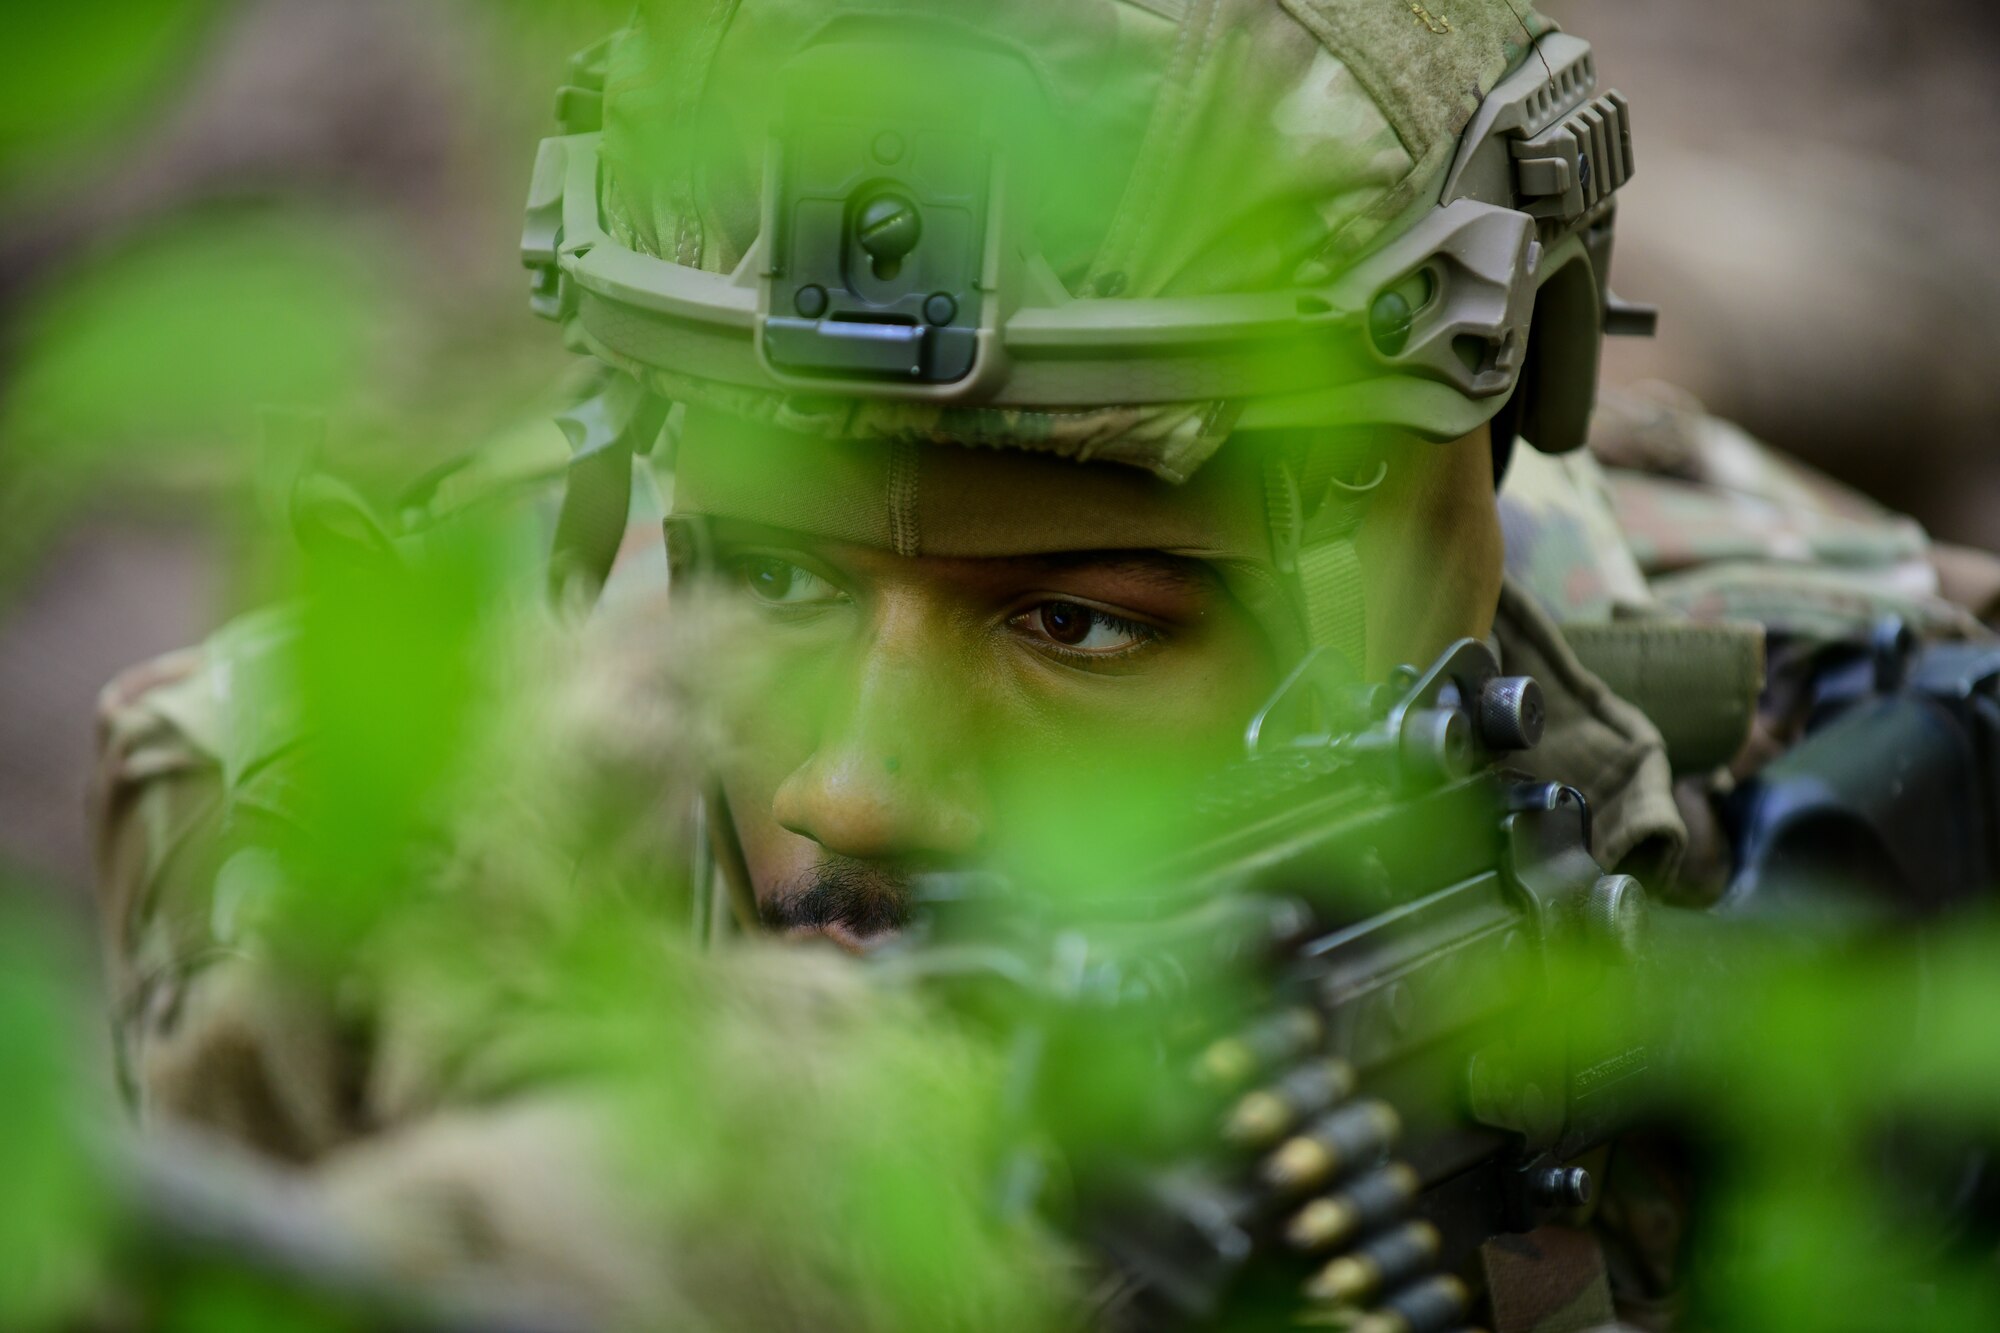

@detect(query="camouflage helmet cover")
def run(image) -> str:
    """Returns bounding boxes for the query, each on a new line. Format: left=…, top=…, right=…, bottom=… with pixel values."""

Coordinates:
left=524, top=0, right=1639, bottom=485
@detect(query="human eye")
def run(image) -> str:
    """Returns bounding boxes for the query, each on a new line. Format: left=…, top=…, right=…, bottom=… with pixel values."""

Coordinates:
left=1010, top=599, right=1162, bottom=663
left=728, top=554, right=847, bottom=609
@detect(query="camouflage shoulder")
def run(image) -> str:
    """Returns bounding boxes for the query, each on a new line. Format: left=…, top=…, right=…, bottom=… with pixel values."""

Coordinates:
left=93, top=601, right=308, bottom=884
left=1586, top=383, right=1995, bottom=645
left=1498, top=440, right=1653, bottom=622
left=93, top=605, right=323, bottom=1115
left=1499, top=432, right=1766, bottom=786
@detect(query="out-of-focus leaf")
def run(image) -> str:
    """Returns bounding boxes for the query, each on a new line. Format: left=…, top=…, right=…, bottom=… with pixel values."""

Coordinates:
left=263, top=507, right=538, bottom=966
left=160, top=1263, right=360, bottom=1333
left=0, top=211, right=382, bottom=596
left=1, top=1, right=223, bottom=177
left=0, top=893, right=107, bottom=1327
left=5, top=213, right=377, bottom=455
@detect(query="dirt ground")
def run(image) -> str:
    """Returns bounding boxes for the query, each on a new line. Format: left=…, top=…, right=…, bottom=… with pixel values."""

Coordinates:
left=0, top=514, right=217, bottom=910
left=1547, top=0, right=2000, bottom=540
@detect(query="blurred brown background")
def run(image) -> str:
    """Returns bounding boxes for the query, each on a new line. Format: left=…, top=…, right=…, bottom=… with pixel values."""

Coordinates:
left=3, top=0, right=1997, bottom=906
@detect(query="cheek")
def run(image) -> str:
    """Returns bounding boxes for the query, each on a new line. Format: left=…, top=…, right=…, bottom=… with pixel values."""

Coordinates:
left=721, top=772, right=815, bottom=908
left=982, top=625, right=1277, bottom=859
left=711, top=626, right=852, bottom=902
left=1017, top=617, right=1274, bottom=760
left=718, top=617, right=848, bottom=750
left=714, top=699, right=812, bottom=908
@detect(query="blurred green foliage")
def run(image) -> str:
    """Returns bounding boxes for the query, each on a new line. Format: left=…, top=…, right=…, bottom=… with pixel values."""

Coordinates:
left=1, top=5, right=1997, bottom=1333
left=1506, top=914, right=2000, bottom=1332
left=284, top=512, right=526, bottom=959
left=0, top=211, right=383, bottom=597
left=153, top=1265, right=361, bottom=1333
left=1, top=1, right=222, bottom=185
left=0, top=894, right=106, bottom=1326
left=8, top=216, right=375, bottom=451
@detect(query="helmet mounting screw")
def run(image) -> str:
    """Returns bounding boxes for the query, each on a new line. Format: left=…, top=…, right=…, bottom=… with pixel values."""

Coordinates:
left=855, top=191, right=922, bottom=280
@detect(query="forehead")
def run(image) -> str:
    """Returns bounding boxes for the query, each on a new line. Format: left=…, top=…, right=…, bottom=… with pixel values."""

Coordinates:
left=671, top=405, right=1274, bottom=565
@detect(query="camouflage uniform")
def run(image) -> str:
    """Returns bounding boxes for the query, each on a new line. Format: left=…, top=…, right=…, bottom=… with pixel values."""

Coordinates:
left=93, top=391, right=2000, bottom=1329
left=1503, top=383, right=2000, bottom=887
left=1493, top=383, right=2000, bottom=1328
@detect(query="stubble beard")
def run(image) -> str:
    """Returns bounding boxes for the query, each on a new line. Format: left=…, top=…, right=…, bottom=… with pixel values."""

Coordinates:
left=759, top=856, right=913, bottom=945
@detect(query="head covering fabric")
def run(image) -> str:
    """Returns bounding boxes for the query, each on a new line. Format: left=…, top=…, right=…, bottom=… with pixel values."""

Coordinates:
left=668, top=405, right=1504, bottom=671
left=593, top=0, right=1553, bottom=471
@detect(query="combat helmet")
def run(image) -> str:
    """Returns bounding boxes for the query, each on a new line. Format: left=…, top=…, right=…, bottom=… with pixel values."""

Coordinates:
left=522, top=0, right=1654, bottom=674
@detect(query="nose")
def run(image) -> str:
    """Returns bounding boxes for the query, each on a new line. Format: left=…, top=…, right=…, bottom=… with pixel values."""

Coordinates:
left=770, top=605, right=985, bottom=863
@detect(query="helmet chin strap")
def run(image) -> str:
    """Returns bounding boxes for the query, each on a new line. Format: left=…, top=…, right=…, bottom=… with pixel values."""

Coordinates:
left=546, top=373, right=670, bottom=610
left=1263, top=444, right=1390, bottom=680
left=697, top=783, right=764, bottom=946
left=658, top=508, right=765, bottom=947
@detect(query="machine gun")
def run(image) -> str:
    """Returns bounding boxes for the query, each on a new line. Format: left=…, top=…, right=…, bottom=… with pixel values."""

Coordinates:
left=1079, top=639, right=1641, bottom=1332
left=907, top=631, right=2000, bottom=1333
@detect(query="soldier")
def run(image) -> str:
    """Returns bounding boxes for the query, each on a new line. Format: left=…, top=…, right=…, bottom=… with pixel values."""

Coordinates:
left=91, top=2, right=2000, bottom=1330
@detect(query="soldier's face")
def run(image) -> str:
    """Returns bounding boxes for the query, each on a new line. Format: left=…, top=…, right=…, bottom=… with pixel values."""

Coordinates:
left=706, top=519, right=1277, bottom=950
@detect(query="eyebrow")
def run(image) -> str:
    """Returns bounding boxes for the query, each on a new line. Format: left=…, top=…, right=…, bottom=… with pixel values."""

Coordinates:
left=703, top=521, right=1221, bottom=601
left=1008, top=550, right=1218, bottom=598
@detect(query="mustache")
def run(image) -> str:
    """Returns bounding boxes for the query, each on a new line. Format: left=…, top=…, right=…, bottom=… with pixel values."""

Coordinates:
left=760, top=858, right=913, bottom=937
